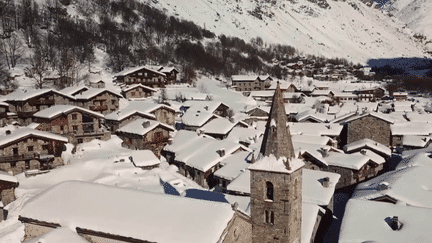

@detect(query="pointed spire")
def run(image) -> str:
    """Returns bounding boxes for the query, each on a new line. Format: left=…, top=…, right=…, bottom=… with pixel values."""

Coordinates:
left=259, top=82, right=295, bottom=167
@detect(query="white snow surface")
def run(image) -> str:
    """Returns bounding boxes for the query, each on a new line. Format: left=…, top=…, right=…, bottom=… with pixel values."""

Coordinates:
left=0, top=128, right=68, bottom=148
left=33, top=105, right=104, bottom=119
left=20, top=181, right=234, bottom=243
left=116, top=118, right=175, bottom=136
left=339, top=199, right=432, bottom=243
left=302, top=169, right=340, bottom=206
left=249, top=154, right=305, bottom=174
left=26, top=227, right=88, bottom=243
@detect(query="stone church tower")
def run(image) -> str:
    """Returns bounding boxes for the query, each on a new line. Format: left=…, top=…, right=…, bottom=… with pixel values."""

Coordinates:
left=249, top=82, right=304, bottom=243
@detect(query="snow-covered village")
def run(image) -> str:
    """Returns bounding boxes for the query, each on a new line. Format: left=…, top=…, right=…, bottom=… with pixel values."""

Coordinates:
left=0, top=0, right=432, bottom=242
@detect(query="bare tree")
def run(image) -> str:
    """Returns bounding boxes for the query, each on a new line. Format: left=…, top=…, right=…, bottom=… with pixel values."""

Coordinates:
left=26, top=50, right=51, bottom=89
left=0, top=32, right=23, bottom=69
left=0, top=62, right=17, bottom=91
left=158, top=88, right=169, bottom=105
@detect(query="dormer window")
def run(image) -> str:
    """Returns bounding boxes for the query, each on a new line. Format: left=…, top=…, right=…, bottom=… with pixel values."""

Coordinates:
left=266, top=181, right=274, bottom=201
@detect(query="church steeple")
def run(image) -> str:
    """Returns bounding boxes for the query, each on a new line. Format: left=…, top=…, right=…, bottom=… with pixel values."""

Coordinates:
left=259, top=82, right=295, bottom=167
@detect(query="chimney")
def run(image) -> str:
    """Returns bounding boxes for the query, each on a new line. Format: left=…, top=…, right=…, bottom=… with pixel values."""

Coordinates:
left=217, top=148, right=225, bottom=157
left=197, top=129, right=204, bottom=136
left=360, top=149, right=367, bottom=155
left=142, top=121, right=151, bottom=128
left=250, top=153, right=255, bottom=164
left=322, top=177, right=330, bottom=188
left=320, top=148, right=329, bottom=157
left=378, top=182, right=389, bottom=190
left=391, top=216, right=401, bottom=230
left=231, top=202, right=238, bottom=211
left=5, top=130, right=11, bottom=135
left=204, top=106, right=209, bottom=111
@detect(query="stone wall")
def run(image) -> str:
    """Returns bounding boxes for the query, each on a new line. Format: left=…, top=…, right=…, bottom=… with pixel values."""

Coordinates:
left=347, top=115, right=391, bottom=146
left=152, top=107, right=175, bottom=126
left=80, top=92, right=120, bottom=115
left=117, top=126, right=170, bottom=157
left=123, top=87, right=153, bottom=99
left=0, top=182, right=16, bottom=206
left=251, top=168, right=302, bottom=243
left=221, top=211, right=252, bottom=243
left=23, top=223, right=57, bottom=242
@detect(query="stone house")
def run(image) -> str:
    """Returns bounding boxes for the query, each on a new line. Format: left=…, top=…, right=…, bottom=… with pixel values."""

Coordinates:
left=115, top=66, right=167, bottom=88
left=33, top=105, right=110, bottom=144
left=342, top=112, right=394, bottom=147
left=0, top=171, right=18, bottom=209
left=163, top=130, right=249, bottom=188
left=105, top=109, right=156, bottom=132
left=4, top=89, right=75, bottom=125
left=19, top=181, right=252, bottom=243
left=74, top=88, right=123, bottom=115
left=231, top=75, right=271, bottom=92
left=0, top=128, right=68, bottom=175
left=393, top=92, right=408, bottom=101
left=201, top=118, right=249, bottom=140
left=121, top=84, right=157, bottom=99
left=181, top=101, right=230, bottom=118
left=180, top=110, right=220, bottom=131
left=116, top=118, right=175, bottom=157
left=59, top=85, right=89, bottom=97
left=122, top=102, right=176, bottom=126
left=158, top=67, right=179, bottom=84
left=266, top=82, right=298, bottom=92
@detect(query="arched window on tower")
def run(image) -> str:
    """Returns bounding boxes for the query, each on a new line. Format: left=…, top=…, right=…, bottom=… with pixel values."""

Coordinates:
left=266, top=181, right=274, bottom=201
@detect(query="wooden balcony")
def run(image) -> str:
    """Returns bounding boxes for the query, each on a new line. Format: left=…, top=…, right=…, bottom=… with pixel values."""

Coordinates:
left=0, top=152, right=50, bottom=163
left=17, top=111, right=36, bottom=118
left=29, top=99, right=55, bottom=105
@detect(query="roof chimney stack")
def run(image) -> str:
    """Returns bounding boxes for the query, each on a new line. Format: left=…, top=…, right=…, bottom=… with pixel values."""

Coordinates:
left=142, top=121, right=151, bottom=128
left=322, top=177, right=330, bottom=188
left=391, top=216, right=402, bottom=230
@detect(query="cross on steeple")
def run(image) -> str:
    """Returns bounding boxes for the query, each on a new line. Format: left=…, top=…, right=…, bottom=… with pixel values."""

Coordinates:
left=259, top=82, right=296, bottom=168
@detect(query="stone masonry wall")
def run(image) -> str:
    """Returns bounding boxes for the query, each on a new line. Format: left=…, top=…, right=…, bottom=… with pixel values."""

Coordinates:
left=347, top=115, right=391, bottom=146
left=221, top=211, right=252, bottom=243
left=251, top=168, right=302, bottom=243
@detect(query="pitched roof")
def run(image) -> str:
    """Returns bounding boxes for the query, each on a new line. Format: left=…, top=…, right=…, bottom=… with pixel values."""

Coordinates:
left=0, top=128, right=68, bottom=148
left=122, top=84, right=157, bottom=93
left=104, top=109, right=155, bottom=121
left=201, top=118, right=236, bottom=135
left=60, top=85, right=89, bottom=96
left=5, top=89, right=74, bottom=101
left=33, top=105, right=104, bottom=119
left=115, top=65, right=166, bottom=77
left=343, top=138, right=392, bottom=157
left=20, top=181, right=234, bottom=243
left=74, top=88, right=123, bottom=100
left=231, top=75, right=259, bottom=81
left=181, top=110, right=220, bottom=127
left=344, top=112, right=394, bottom=124
left=116, top=118, right=174, bottom=136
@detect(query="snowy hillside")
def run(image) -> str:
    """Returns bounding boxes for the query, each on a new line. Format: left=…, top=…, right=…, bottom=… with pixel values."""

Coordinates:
left=146, top=0, right=428, bottom=63
left=381, top=0, right=432, bottom=39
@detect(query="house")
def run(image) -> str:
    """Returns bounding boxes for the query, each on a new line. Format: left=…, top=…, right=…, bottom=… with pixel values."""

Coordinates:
left=250, top=91, right=305, bottom=103
left=390, top=122, right=432, bottom=148
left=89, top=80, right=105, bottom=89
left=4, top=89, right=75, bottom=125
left=339, top=199, right=432, bottom=243
left=200, top=118, right=248, bottom=140
left=342, top=112, right=394, bottom=147
left=74, top=88, right=123, bottom=115
left=231, top=75, right=270, bottom=91
left=0, top=171, right=18, bottom=208
left=0, top=128, right=68, bottom=175
left=355, top=87, right=385, bottom=102
left=114, top=66, right=167, bottom=88
left=116, top=118, right=174, bottom=157
left=32, top=105, right=110, bottom=144
left=182, top=101, right=230, bottom=118
left=0, top=101, right=9, bottom=126
left=288, top=122, right=343, bottom=147
left=310, top=90, right=335, bottom=98
left=180, top=109, right=221, bottom=131
left=393, top=91, right=408, bottom=101
left=19, top=181, right=252, bottom=243
left=163, top=130, right=249, bottom=188
left=105, top=109, right=156, bottom=132
left=125, top=101, right=176, bottom=126
left=213, top=151, right=253, bottom=192
left=158, top=67, right=179, bottom=84
left=295, top=110, right=334, bottom=123
left=333, top=92, right=358, bottom=102
left=129, top=150, right=161, bottom=169
left=343, top=138, right=392, bottom=159
left=121, top=84, right=157, bottom=99
left=267, top=81, right=298, bottom=92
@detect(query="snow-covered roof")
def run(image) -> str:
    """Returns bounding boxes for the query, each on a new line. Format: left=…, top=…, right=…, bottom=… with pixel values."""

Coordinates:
left=302, top=203, right=324, bottom=243
left=164, top=130, right=249, bottom=172
left=127, top=101, right=176, bottom=113
left=302, top=169, right=340, bottom=206
left=0, top=171, right=18, bottom=183
left=288, top=122, right=343, bottom=137
left=339, top=199, right=432, bottom=243
left=26, top=227, right=88, bottom=243
left=214, top=151, right=251, bottom=181
left=248, top=154, right=305, bottom=174
left=201, top=118, right=236, bottom=135
left=183, top=100, right=229, bottom=113
left=74, top=88, right=123, bottom=100
left=130, top=150, right=160, bottom=167
left=115, top=65, right=166, bottom=77
left=325, top=151, right=371, bottom=170
left=405, top=112, right=432, bottom=122
left=295, top=110, right=333, bottom=123
left=0, top=128, right=68, bottom=148
left=284, top=103, right=311, bottom=115
left=391, top=122, right=432, bottom=136
left=4, top=89, right=74, bottom=101
left=267, top=81, right=297, bottom=90
left=116, top=118, right=174, bottom=136
left=292, top=134, right=333, bottom=146
left=343, top=138, right=392, bottom=157
left=396, top=151, right=432, bottom=170
left=351, top=165, right=432, bottom=208
left=403, top=135, right=432, bottom=148
left=33, top=105, right=104, bottom=119
left=231, top=75, right=259, bottom=81
left=0, top=101, right=9, bottom=107
left=226, top=169, right=251, bottom=194
left=159, top=67, right=178, bottom=73
left=20, top=181, right=234, bottom=243
left=352, top=149, right=386, bottom=165
left=181, top=110, right=220, bottom=127
left=104, top=109, right=155, bottom=121
left=122, top=84, right=157, bottom=93
left=59, top=85, right=89, bottom=96
left=226, top=127, right=262, bottom=145
left=344, top=111, right=395, bottom=124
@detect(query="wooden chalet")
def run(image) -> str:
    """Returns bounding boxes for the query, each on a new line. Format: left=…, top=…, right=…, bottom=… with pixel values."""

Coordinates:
left=121, top=84, right=157, bottom=99
left=105, top=109, right=156, bottom=132
left=74, top=88, right=123, bottom=115
left=0, top=128, right=68, bottom=175
left=115, top=66, right=167, bottom=88
left=33, top=105, right=110, bottom=144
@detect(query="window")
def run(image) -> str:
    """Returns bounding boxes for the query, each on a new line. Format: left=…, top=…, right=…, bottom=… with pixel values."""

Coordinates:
left=73, top=126, right=78, bottom=131
left=266, top=181, right=274, bottom=201
left=78, top=139, right=83, bottom=144
left=28, top=146, right=33, bottom=152
left=271, top=211, right=274, bottom=224
left=42, top=145, right=49, bottom=150
left=265, top=210, right=274, bottom=225
left=33, top=138, right=37, bottom=142
left=72, top=114, right=77, bottom=120
left=131, top=92, right=136, bottom=96
left=25, top=161, right=30, bottom=170
left=144, top=73, right=148, bottom=77
left=111, top=100, right=116, bottom=105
